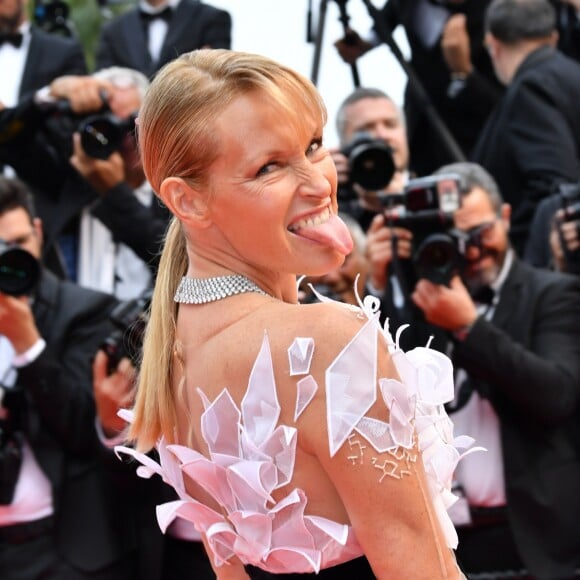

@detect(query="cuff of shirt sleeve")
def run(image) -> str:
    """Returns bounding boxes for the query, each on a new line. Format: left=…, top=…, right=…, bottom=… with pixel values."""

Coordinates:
left=95, top=418, right=128, bottom=448
left=12, top=338, right=46, bottom=367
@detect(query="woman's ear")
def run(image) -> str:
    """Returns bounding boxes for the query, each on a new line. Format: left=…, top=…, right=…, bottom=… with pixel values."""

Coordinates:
left=159, top=177, right=212, bottom=228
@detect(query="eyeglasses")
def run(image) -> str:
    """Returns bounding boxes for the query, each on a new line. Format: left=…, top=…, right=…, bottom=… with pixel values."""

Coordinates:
left=458, top=219, right=499, bottom=248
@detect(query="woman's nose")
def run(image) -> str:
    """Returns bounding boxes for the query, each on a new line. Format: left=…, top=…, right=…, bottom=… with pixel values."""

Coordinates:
left=297, top=162, right=332, bottom=199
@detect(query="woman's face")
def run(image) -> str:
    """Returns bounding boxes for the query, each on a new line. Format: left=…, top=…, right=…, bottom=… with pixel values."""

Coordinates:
left=204, top=91, right=353, bottom=278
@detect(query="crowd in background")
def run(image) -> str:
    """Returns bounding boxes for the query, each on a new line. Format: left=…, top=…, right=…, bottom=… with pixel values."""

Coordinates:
left=1, top=0, right=580, bottom=578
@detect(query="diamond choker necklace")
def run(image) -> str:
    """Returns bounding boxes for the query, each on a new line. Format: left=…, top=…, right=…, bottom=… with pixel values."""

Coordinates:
left=174, top=274, right=270, bottom=304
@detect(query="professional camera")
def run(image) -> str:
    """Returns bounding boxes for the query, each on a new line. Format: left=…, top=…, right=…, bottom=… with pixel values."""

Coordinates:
left=555, top=180, right=580, bottom=273
left=78, top=112, right=137, bottom=161
left=0, top=241, right=40, bottom=296
left=384, top=173, right=465, bottom=285
left=99, top=289, right=152, bottom=375
left=342, top=131, right=395, bottom=191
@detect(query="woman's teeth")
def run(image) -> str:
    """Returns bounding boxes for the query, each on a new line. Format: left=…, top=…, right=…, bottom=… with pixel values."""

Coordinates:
left=288, top=208, right=331, bottom=231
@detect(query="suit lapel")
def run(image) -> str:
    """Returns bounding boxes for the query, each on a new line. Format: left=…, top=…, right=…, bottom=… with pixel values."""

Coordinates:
left=158, top=0, right=197, bottom=65
left=19, top=30, right=43, bottom=98
left=491, top=259, right=525, bottom=332
left=122, top=11, right=152, bottom=75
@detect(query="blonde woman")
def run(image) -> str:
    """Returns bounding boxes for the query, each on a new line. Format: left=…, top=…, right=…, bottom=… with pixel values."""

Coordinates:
left=121, top=49, right=467, bottom=579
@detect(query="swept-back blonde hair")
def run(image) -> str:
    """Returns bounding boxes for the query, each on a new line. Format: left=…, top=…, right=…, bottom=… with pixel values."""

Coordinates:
left=129, top=49, right=327, bottom=451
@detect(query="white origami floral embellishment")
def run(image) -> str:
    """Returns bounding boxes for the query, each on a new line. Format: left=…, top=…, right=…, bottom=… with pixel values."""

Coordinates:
left=288, top=337, right=315, bottom=376
left=115, top=332, right=361, bottom=573
left=326, top=313, right=378, bottom=457
left=294, top=375, right=318, bottom=421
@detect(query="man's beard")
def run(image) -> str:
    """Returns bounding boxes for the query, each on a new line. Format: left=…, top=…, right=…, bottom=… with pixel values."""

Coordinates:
left=0, top=7, right=23, bottom=34
left=461, top=247, right=504, bottom=293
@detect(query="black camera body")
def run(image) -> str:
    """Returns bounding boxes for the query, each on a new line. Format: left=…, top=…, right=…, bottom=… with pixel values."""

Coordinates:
left=384, top=174, right=465, bottom=285
left=78, top=112, right=137, bottom=161
left=341, top=131, right=395, bottom=192
left=100, top=289, right=152, bottom=375
left=49, top=90, right=137, bottom=161
left=0, top=241, right=40, bottom=296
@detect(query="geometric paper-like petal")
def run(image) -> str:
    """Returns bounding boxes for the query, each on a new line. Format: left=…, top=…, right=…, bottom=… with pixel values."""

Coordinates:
left=294, top=375, right=318, bottom=421
left=227, top=460, right=277, bottom=511
left=201, top=389, right=241, bottom=459
left=354, top=416, right=396, bottom=453
left=242, top=332, right=280, bottom=447
left=326, top=315, right=378, bottom=457
left=405, top=347, right=454, bottom=405
left=256, top=425, right=297, bottom=488
left=288, top=337, right=315, bottom=376
left=389, top=399, right=414, bottom=448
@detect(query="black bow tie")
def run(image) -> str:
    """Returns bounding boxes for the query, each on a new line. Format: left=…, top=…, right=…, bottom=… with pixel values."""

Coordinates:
left=470, top=285, right=495, bottom=306
left=139, top=6, right=172, bottom=23
left=0, top=32, right=23, bottom=48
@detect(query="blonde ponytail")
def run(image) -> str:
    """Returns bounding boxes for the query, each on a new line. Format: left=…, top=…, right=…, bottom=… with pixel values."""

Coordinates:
left=128, top=217, right=187, bottom=451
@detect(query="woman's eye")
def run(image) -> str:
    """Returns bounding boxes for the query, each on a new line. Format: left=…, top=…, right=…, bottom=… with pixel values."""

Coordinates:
left=256, top=162, right=276, bottom=177
left=306, top=138, right=323, bottom=156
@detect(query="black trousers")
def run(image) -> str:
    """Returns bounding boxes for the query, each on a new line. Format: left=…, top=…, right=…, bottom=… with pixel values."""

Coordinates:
left=0, top=516, right=131, bottom=580
left=456, top=520, right=530, bottom=579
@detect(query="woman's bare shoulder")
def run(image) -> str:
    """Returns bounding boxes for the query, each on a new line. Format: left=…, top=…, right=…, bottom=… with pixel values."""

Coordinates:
left=257, top=299, right=371, bottom=348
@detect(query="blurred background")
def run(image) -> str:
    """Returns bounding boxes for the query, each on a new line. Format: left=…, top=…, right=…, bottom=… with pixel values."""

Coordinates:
left=34, top=0, right=410, bottom=147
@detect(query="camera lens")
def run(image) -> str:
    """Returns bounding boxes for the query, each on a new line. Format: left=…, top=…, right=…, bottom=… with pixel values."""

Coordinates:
left=0, top=245, right=40, bottom=296
left=79, top=114, right=126, bottom=160
left=343, top=132, right=395, bottom=191
left=414, top=233, right=459, bottom=285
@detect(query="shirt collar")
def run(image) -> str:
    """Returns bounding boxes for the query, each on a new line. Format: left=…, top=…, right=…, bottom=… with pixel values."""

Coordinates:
left=491, top=247, right=514, bottom=295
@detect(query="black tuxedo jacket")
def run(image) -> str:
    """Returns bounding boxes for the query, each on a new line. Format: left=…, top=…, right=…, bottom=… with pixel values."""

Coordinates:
left=452, top=258, right=580, bottom=578
left=471, top=46, right=580, bottom=256
left=18, top=26, right=87, bottom=98
left=95, top=0, right=232, bottom=78
left=14, top=269, right=124, bottom=573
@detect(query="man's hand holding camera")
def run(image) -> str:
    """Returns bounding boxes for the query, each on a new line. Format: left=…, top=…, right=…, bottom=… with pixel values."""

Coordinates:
left=0, top=293, right=40, bottom=355
left=70, top=132, right=125, bottom=195
left=49, top=75, right=114, bottom=116
left=92, top=351, right=136, bottom=438
left=412, top=275, right=478, bottom=332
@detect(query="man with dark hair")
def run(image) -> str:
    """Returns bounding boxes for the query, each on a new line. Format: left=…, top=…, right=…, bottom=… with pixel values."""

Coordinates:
left=0, top=176, right=132, bottom=579
left=471, top=0, right=580, bottom=256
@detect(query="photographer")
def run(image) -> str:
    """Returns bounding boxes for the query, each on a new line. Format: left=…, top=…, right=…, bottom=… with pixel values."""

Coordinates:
left=91, top=300, right=215, bottom=580
left=334, top=0, right=503, bottom=175
left=332, top=87, right=410, bottom=229
left=524, top=181, right=580, bottom=274
left=0, top=176, right=135, bottom=579
left=405, top=162, right=580, bottom=578
left=0, top=67, right=171, bottom=299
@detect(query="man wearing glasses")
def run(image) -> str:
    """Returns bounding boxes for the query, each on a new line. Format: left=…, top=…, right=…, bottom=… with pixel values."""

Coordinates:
left=407, top=161, right=580, bottom=579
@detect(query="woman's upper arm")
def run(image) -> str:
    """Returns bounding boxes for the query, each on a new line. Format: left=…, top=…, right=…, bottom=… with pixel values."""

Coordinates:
left=297, top=308, right=460, bottom=578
